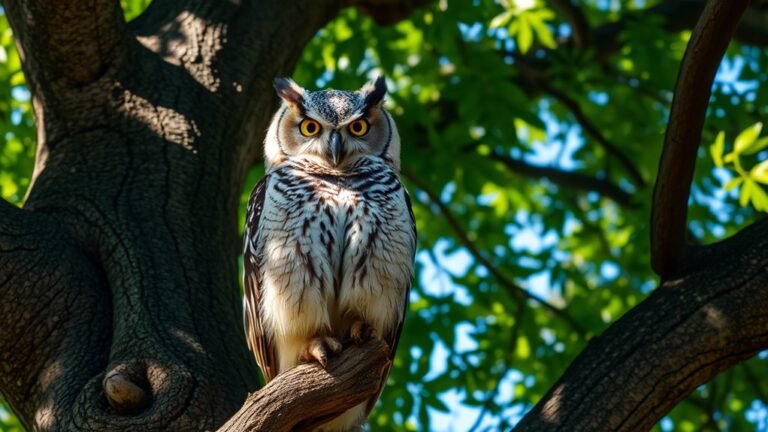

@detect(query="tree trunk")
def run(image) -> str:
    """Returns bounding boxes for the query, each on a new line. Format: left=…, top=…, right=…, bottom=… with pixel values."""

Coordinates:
left=0, top=0, right=426, bottom=429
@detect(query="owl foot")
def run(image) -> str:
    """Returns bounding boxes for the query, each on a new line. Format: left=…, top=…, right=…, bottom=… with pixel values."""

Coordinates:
left=350, top=320, right=375, bottom=344
left=300, top=336, right=342, bottom=368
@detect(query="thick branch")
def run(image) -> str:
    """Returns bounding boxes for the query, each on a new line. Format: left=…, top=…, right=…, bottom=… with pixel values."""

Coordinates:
left=515, top=218, right=768, bottom=431
left=403, top=171, right=587, bottom=336
left=650, top=0, right=750, bottom=277
left=218, top=340, right=390, bottom=432
left=487, top=151, right=637, bottom=208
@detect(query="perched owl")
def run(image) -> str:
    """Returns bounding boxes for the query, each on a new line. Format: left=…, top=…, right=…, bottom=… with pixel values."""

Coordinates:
left=243, top=76, right=416, bottom=430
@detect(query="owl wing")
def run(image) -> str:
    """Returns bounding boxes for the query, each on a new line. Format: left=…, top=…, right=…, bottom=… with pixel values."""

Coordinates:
left=366, top=186, right=417, bottom=415
left=243, top=175, right=278, bottom=382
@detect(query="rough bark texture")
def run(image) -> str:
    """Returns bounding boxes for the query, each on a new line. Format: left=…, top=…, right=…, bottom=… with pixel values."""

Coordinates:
left=219, top=339, right=390, bottom=432
left=2, top=0, right=768, bottom=431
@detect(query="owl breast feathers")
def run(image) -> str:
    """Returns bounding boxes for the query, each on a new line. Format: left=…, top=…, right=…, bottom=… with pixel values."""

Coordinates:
left=243, top=76, right=416, bottom=431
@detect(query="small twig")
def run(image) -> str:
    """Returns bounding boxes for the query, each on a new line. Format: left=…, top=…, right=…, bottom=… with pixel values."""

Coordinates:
left=485, top=151, right=637, bottom=209
left=535, top=80, right=646, bottom=188
left=650, top=0, right=751, bottom=277
left=402, top=170, right=587, bottom=336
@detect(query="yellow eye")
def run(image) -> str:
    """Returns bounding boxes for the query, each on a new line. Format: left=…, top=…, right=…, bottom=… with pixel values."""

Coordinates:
left=348, top=119, right=370, bottom=137
left=299, top=118, right=321, bottom=137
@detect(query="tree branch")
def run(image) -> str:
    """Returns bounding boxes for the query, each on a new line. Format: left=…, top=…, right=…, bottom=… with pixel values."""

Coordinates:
left=486, top=151, right=637, bottom=209
left=218, top=339, right=390, bottom=432
left=402, top=171, right=587, bottom=336
left=650, top=0, right=750, bottom=278
left=533, top=79, right=646, bottom=188
left=514, top=218, right=768, bottom=431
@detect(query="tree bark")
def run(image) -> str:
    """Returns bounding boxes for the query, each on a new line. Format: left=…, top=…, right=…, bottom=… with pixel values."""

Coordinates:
left=651, top=0, right=751, bottom=277
left=219, top=339, right=390, bottom=432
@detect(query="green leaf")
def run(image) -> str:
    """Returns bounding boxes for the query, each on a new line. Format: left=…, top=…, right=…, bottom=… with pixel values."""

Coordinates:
left=710, top=131, right=725, bottom=167
left=734, top=122, right=763, bottom=155
left=516, top=336, right=531, bottom=359
left=489, top=10, right=514, bottom=29
left=724, top=177, right=743, bottom=191
left=744, top=136, right=768, bottom=155
left=751, top=183, right=768, bottom=212
left=528, top=10, right=557, bottom=49
left=751, top=160, right=768, bottom=184
left=739, top=179, right=755, bottom=207
left=516, top=14, right=534, bottom=53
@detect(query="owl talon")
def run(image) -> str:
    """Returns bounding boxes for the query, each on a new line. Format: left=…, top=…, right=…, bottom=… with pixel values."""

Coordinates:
left=301, top=336, right=342, bottom=368
left=350, top=321, right=375, bottom=344
left=324, top=336, right=343, bottom=354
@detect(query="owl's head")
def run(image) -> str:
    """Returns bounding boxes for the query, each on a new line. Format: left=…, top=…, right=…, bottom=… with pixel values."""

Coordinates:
left=263, top=76, right=400, bottom=172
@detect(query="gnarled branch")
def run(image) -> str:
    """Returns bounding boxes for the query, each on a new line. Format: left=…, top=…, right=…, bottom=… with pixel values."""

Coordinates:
left=650, top=0, right=750, bottom=277
left=219, top=339, right=390, bottom=432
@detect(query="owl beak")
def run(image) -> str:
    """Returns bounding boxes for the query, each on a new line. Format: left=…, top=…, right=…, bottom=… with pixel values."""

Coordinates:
left=329, top=129, right=343, bottom=166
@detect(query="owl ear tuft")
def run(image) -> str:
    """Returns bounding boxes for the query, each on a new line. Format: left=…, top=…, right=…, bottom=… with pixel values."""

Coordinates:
left=361, top=75, right=387, bottom=111
left=274, top=78, right=305, bottom=112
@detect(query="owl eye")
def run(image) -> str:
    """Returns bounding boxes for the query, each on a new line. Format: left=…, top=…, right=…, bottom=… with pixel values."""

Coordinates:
left=348, top=119, right=370, bottom=137
left=299, top=118, right=321, bottom=137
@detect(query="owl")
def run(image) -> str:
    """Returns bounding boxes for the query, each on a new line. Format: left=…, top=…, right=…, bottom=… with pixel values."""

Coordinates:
left=243, top=76, right=416, bottom=431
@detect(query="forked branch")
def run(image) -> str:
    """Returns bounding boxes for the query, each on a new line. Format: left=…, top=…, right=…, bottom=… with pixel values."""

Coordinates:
left=650, top=0, right=750, bottom=277
left=219, top=339, right=390, bottom=432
